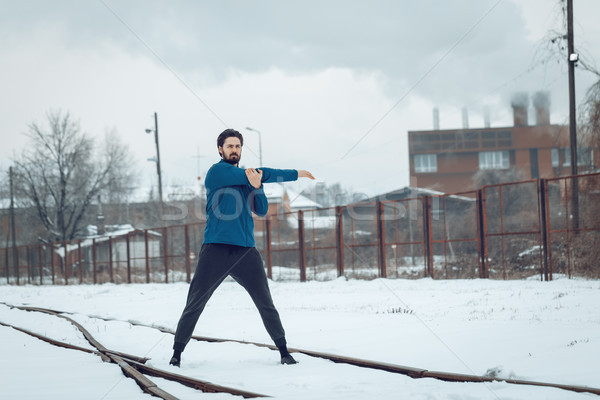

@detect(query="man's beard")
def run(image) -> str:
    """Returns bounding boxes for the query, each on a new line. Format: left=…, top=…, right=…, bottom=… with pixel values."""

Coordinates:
left=223, top=153, right=240, bottom=165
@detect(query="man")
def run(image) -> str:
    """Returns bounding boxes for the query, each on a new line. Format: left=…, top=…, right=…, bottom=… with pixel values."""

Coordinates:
left=170, top=128, right=315, bottom=367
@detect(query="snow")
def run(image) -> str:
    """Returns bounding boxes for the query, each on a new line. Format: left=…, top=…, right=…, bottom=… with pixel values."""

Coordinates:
left=1, top=277, right=599, bottom=399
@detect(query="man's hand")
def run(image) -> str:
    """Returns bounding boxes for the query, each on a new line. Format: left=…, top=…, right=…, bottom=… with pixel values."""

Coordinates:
left=298, top=170, right=315, bottom=180
left=245, top=168, right=263, bottom=189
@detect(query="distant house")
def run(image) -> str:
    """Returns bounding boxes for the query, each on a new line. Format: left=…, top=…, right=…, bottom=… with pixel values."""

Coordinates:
left=263, top=184, right=322, bottom=215
left=260, top=184, right=335, bottom=231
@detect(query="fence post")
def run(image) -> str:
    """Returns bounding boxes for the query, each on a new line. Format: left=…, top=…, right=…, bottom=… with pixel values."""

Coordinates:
left=78, top=240, right=83, bottom=284
left=298, top=210, right=306, bottom=282
left=335, top=206, right=344, bottom=277
left=50, top=245, right=55, bottom=285
left=376, top=201, right=387, bottom=278
left=126, top=233, right=132, bottom=284
left=539, top=179, right=551, bottom=281
left=144, top=230, right=150, bottom=283
left=185, top=225, right=191, bottom=283
left=422, top=196, right=434, bottom=278
left=15, top=244, right=20, bottom=285
left=4, top=247, right=8, bottom=284
left=163, top=227, right=169, bottom=284
left=26, top=245, right=31, bottom=284
left=38, top=245, right=43, bottom=285
left=108, top=237, right=114, bottom=283
left=92, top=238, right=97, bottom=284
left=63, top=241, right=69, bottom=285
left=476, top=189, right=488, bottom=278
left=265, top=218, right=273, bottom=280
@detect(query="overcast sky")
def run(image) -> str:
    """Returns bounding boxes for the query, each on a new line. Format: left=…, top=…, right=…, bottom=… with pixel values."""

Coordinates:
left=1, top=0, right=599, bottom=199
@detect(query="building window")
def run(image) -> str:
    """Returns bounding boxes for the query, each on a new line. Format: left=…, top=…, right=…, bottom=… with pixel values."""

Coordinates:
left=552, top=148, right=560, bottom=167
left=414, top=154, right=437, bottom=173
left=479, top=151, right=509, bottom=170
left=563, top=147, right=593, bottom=166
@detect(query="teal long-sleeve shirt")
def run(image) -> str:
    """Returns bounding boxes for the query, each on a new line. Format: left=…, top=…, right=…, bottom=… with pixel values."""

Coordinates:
left=203, top=160, right=298, bottom=247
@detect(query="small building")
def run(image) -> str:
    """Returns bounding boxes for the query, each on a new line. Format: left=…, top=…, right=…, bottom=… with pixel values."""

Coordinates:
left=55, top=224, right=162, bottom=281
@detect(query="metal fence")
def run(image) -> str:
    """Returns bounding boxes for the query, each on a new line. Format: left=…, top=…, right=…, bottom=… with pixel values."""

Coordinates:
left=2, top=173, right=599, bottom=285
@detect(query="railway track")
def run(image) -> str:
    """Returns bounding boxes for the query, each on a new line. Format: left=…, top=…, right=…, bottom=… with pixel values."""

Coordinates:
left=1, top=302, right=599, bottom=398
left=0, top=303, right=269, bottom=399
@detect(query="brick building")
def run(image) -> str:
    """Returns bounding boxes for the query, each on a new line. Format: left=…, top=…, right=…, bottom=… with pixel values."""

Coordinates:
left=408, top=92, right=595, bottom=194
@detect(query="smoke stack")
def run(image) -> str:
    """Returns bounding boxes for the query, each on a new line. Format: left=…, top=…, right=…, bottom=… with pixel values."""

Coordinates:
left=533, top=91, right=550, bottom=125
left=511, top=92, right=529, bottom=127
left=483, top=106, right=491, bottom=128
left=462, top=107, right=469, bottom=129
left=433, top=107, right=440, bottom=130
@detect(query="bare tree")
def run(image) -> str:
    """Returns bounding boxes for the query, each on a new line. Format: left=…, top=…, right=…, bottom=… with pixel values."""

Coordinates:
left=579, top=79, right=600, bottom=155
left=13, top=110, right=136, bottom=241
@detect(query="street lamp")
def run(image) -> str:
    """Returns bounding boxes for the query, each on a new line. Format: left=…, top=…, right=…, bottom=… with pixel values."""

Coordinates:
left=146, top=112, right=163, bottom=209
left=245, top=126, right=263, bottom=167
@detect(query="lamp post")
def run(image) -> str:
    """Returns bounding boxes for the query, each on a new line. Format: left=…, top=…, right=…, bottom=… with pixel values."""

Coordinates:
left=566, top=0, right=579, bottom=229
left=146, top=112, right=163, bottom=209
left=245, top=126, right=263, bottom=167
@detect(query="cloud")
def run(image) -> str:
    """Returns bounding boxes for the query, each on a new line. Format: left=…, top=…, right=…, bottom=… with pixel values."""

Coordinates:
left=1, top=0, right=599, bottom=196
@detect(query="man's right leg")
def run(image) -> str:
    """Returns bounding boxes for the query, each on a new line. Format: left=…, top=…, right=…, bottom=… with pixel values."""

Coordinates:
left=171, top=244, right=229, bottom=366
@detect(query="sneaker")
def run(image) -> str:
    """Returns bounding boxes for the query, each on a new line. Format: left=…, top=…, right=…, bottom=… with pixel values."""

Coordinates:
left=281, top=354, right=298, bottom=365
left=169, top=356, right=180, bottom=367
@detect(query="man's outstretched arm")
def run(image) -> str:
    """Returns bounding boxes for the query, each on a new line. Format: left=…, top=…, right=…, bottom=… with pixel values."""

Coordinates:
left=259, top=168, right=315, bottom=184
left=246, top=168, right=315, bottom=190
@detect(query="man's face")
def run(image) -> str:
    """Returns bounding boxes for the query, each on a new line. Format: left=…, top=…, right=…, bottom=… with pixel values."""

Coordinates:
left=219, top=137, right=242, bottom=165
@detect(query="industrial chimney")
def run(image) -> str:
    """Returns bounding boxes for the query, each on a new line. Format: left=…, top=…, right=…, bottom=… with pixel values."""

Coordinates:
left=511, top=92, right=529, bottom=127
left=533, top=91, right=551, bottom=125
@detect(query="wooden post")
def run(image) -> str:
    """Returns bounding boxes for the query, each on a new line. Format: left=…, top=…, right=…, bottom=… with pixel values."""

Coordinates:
left=108, top=236, right=114, bottom=283
left=185, top=225, right=191, bottom=283
left=38, top=245, right=43, bottom=285
left=92, top=238, right=97, bottom=284
left=26, top=246, right=31, bottom=284
left=335, top=206, right=344, bottom=277
left=63, top=241, right=68, bottom=285
left=126, top=233, right=132, bottom=284
left=422, top=196, right=434, bottom=278
left=144, top=230, right=150, bottom=283
left=298, top=211, right=306, bottom=282
left=163, top=227, right=169, bottom=283
left=476, top=189, right=488, bottom=279
left=539, top=180, right=551, bottom=281
left=376, top=201, right=387, bottom=278
left=265, top=218, right=273, bottom=280
left=78, top=240, right=83, bottom=284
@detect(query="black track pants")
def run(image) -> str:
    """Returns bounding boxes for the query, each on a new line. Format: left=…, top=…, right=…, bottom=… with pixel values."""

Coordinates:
left=173, top=243, right=286, bottom=352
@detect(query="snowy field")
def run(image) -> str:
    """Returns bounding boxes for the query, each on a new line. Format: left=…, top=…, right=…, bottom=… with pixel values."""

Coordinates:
left=1, top=276, right=599, bottom=399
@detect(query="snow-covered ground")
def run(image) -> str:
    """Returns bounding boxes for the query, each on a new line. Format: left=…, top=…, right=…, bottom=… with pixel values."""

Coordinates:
left=1, top=276, right=599, bottom=399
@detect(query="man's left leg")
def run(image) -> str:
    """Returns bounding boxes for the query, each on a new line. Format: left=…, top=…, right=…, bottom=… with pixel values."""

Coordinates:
left=230, top=247, right=297, bottom=364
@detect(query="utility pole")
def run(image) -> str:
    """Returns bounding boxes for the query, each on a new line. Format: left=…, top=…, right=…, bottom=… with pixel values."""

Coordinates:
left=567, top=0, right=579, bottom=229
left=146, top=112, right=164, bottom=214
left=154, top=112, right=164, bottom=208
left=9, top=167, right=19, bottom=284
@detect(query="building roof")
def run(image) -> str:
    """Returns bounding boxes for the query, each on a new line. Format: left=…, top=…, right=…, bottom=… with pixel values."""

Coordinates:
left=368, top=186, right=475, bottom=203
left=264, top=183, right=323, bottom=210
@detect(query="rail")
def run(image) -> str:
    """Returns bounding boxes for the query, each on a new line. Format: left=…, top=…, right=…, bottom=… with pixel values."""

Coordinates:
left=2, top=302, right=599, bottom=397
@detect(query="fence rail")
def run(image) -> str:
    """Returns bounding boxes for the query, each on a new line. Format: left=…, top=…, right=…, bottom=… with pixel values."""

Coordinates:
left=2, top=173, right=600, bottom=285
